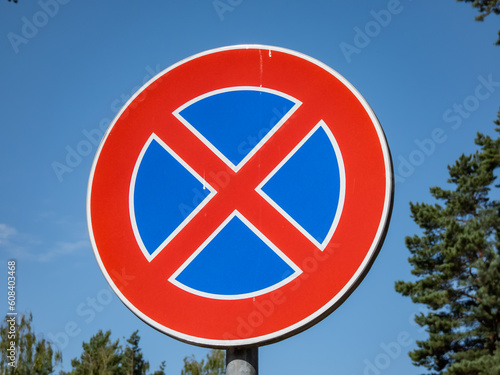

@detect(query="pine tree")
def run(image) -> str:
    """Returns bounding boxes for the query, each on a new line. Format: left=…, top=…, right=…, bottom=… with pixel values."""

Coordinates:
left=123, top=331, right=149, bottom=375
left=62, top=330, right=124, bottom=375
left=0, top=313, right=62, bottom=375
left=457, top=0, right=500, bottom=44
left=61, top=330, right=166, bottom=375
left=395, top=110, right=500, bottom=374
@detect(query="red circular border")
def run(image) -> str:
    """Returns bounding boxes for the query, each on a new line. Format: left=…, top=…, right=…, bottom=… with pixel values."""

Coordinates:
left=87, top=45, right=394, bottom=347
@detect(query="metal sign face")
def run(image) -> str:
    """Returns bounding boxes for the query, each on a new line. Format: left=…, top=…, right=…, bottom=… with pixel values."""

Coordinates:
left=87, top=45, right=393, bottom=347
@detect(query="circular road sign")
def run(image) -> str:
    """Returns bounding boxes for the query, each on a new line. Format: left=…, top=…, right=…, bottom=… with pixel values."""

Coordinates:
left=87, top=45, right=394, bottom=348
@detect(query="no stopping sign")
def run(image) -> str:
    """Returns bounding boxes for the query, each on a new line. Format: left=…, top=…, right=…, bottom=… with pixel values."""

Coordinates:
left=87, top=45, right=394, bottom=347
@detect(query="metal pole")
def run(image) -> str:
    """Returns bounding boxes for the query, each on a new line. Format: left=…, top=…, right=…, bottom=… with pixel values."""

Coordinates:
left=226, top=347, right=258, bottom=375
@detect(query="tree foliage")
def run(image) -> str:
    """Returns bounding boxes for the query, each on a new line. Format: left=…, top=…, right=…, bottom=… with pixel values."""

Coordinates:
left=123, top=331, right=149, bottom=375
left=0, top=313, right=62, bottom=375
left=61, top=330, right=165, bottom=375
left=395, top=110, right=500, bottom=374
left=181, top=350, right=225, bottom=375
left=457, top=0, right=500, bottom=44
left=62, top=330, right=123, bottom=375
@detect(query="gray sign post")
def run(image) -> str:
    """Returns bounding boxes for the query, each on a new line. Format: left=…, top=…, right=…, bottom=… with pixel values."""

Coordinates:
left=226, top=347, right=258, bottom=375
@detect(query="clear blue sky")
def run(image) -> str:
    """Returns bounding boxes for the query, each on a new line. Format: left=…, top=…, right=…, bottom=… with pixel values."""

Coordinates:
left=1, top=0, right=500, bottom=374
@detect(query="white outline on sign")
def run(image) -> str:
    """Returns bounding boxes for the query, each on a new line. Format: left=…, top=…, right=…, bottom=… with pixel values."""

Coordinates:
left=256, top=120, right=346, bottom=251
left=173, top=86, right=302, bottom=172
left=129, top=133, right=217, bottom=262
left=169, top=210, right=302, bottom=300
